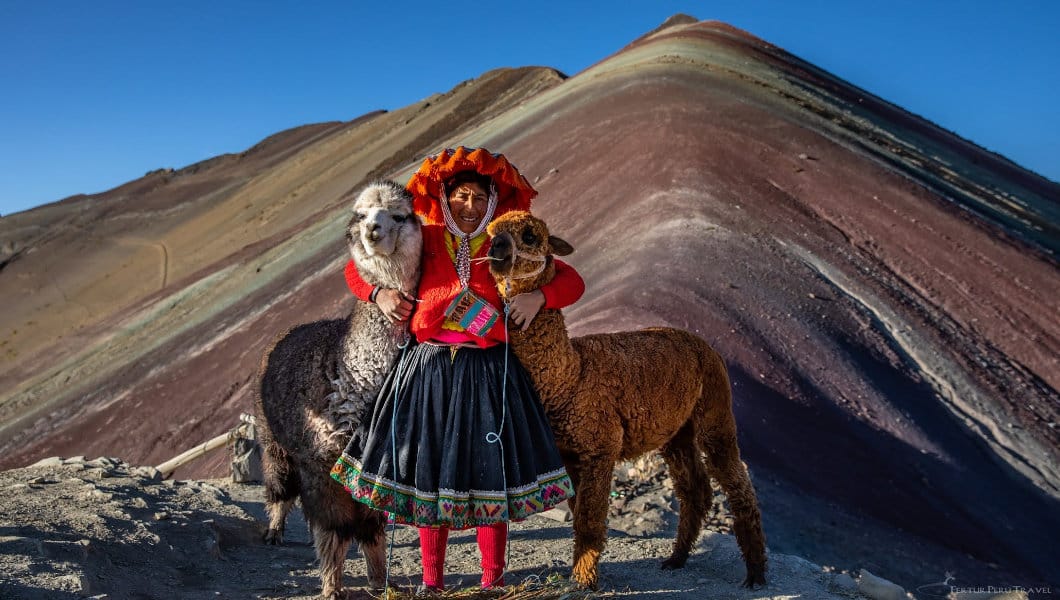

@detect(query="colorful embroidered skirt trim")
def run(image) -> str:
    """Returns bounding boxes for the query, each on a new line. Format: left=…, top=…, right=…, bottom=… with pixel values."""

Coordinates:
left=331, top=456, right=573, bottom=528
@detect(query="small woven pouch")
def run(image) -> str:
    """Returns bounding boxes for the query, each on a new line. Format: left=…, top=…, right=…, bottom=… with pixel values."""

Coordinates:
left=444, top=288, right=500, bottom=337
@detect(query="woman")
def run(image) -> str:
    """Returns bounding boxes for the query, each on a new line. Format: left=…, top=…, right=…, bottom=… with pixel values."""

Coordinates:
left=331, top=147, right=583, bottom=591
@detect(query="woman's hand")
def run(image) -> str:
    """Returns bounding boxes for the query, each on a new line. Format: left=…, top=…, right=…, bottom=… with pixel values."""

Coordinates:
left=375, top=288, right=414, bottom=323
left=507, top=290, right=546, bottom=331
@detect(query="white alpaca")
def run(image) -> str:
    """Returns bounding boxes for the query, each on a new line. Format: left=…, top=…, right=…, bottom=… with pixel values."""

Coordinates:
left=255, top=181, right=421, bottom=599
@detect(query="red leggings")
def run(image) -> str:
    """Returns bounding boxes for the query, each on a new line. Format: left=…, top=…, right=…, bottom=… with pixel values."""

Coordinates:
left=419, top=522, right=507, bottom=589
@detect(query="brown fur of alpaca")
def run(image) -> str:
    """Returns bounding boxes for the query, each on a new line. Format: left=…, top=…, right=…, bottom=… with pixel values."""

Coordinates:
left=486, top=211, right=767, bottom=589
left=256, top=181, right=421, bottom=599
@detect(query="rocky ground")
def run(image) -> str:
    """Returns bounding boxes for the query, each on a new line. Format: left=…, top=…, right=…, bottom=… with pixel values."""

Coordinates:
left=0, top=455, right=925, bottom=600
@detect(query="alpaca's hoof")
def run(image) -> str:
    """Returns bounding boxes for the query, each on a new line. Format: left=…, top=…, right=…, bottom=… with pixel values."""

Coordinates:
left=264, top=528, right=283, bottom=545
left=573, top=579, right=598, bottom=591
left=742, top=566, right=767, bottom=589
left=571, top=571, right=598, bottom=591
left=660, top=553, right=689, bottom=570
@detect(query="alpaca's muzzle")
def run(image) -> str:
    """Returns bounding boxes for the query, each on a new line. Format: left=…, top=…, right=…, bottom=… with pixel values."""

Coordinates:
left=487, top=231, right=515, bottom=276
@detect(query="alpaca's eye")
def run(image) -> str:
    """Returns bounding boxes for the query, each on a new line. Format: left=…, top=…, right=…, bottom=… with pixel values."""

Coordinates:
left=352, top=212, right=366, bottom=222
left=521, top=230, right=539, bottom=245
left=393, top=214, right=407, bottom=223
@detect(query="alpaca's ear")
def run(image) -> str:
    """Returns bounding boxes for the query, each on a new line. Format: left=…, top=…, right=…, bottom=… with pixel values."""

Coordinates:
left=549, top=235, right=574, bottom=256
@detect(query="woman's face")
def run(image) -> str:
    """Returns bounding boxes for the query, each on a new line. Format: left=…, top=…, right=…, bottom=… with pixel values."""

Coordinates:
left=447, top=181, right=489, bottom=234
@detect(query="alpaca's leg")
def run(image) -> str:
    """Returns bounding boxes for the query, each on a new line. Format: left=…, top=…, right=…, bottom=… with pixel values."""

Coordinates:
left=265, top=498, right=296, bottom=545
left=303, top=471, right=383, bottom=598
left=570, top=463, right=612, bottom=590
left=353, top=507, right=388, bottom=590
left=702, top=428, right=767, bottom=588
left=659, top=422, right=712, bottom=569
left=314, top=523, right=354, bottom=600
left=564, top=459, right=581, bottom=517
left=262, top=440, right=299, bottom=544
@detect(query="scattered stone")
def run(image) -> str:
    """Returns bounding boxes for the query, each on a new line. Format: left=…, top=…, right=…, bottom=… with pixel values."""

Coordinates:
left=625, top=495, right=655, bottom=514
left=857, top=568, right=908, bottom=600
left=132, top=466, right=163, bottom=481
left=30, top=456, right=64, bottom=468
left=85, top=457, right=119, bottom=469
left=199, top=483, right=224, bottom=497
left=832, top=572, right=858, bottom=592
left=53, top=574, right=86, bottom=592
left=81, top=489, right=114, bottom=502
left=538, top=504, right=572, bottom=522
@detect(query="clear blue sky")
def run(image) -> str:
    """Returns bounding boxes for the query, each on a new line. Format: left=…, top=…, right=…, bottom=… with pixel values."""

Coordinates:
left=2, top=1, right=1058, bottom=216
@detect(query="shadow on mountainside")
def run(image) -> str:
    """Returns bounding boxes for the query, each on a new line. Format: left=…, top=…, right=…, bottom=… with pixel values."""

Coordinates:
left=730, top=364, right=1060, bottom=589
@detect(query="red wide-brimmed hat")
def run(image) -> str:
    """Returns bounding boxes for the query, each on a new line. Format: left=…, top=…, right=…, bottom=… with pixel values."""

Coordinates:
left=407, top=146, right=537, bottom=225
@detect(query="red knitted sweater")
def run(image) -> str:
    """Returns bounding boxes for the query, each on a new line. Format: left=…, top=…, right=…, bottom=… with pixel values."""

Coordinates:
left=345, top=224, right=584, bottom=347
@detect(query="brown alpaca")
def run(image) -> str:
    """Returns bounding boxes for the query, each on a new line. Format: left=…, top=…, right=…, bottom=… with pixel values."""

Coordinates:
left=485, top=211, right=767, bottom=590
left=256, top=181, right=422, bottom=599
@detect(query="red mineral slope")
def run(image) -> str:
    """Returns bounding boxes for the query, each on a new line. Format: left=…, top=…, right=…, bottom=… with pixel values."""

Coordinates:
left=1, top=17, right=1056, bottom=591
left=482, top=19, right=1059, bottom=588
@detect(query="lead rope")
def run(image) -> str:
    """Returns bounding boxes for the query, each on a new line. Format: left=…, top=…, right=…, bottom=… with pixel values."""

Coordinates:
left=383, top=329, right=411, bottom=595
left=481, top=296, right=512, bottom=588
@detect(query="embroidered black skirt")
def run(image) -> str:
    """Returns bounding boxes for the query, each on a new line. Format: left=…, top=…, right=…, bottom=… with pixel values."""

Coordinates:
left=331, top=341, right=573, bottom=529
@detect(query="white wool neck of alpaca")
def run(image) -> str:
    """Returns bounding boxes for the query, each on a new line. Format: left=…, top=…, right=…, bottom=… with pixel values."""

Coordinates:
left=440, top=180, right=498, bottom=288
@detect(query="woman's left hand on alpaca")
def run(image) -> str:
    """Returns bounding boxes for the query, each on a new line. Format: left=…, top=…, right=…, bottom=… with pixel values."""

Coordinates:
left=508, top=290, right=546, bottom=331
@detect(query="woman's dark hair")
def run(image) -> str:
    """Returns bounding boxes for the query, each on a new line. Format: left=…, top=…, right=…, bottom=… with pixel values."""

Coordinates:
left=446, top=170, right=492, bottom=192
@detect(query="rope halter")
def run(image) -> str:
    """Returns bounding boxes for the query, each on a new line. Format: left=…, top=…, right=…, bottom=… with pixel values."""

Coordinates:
left=498, top=250, right=548, bottom=298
